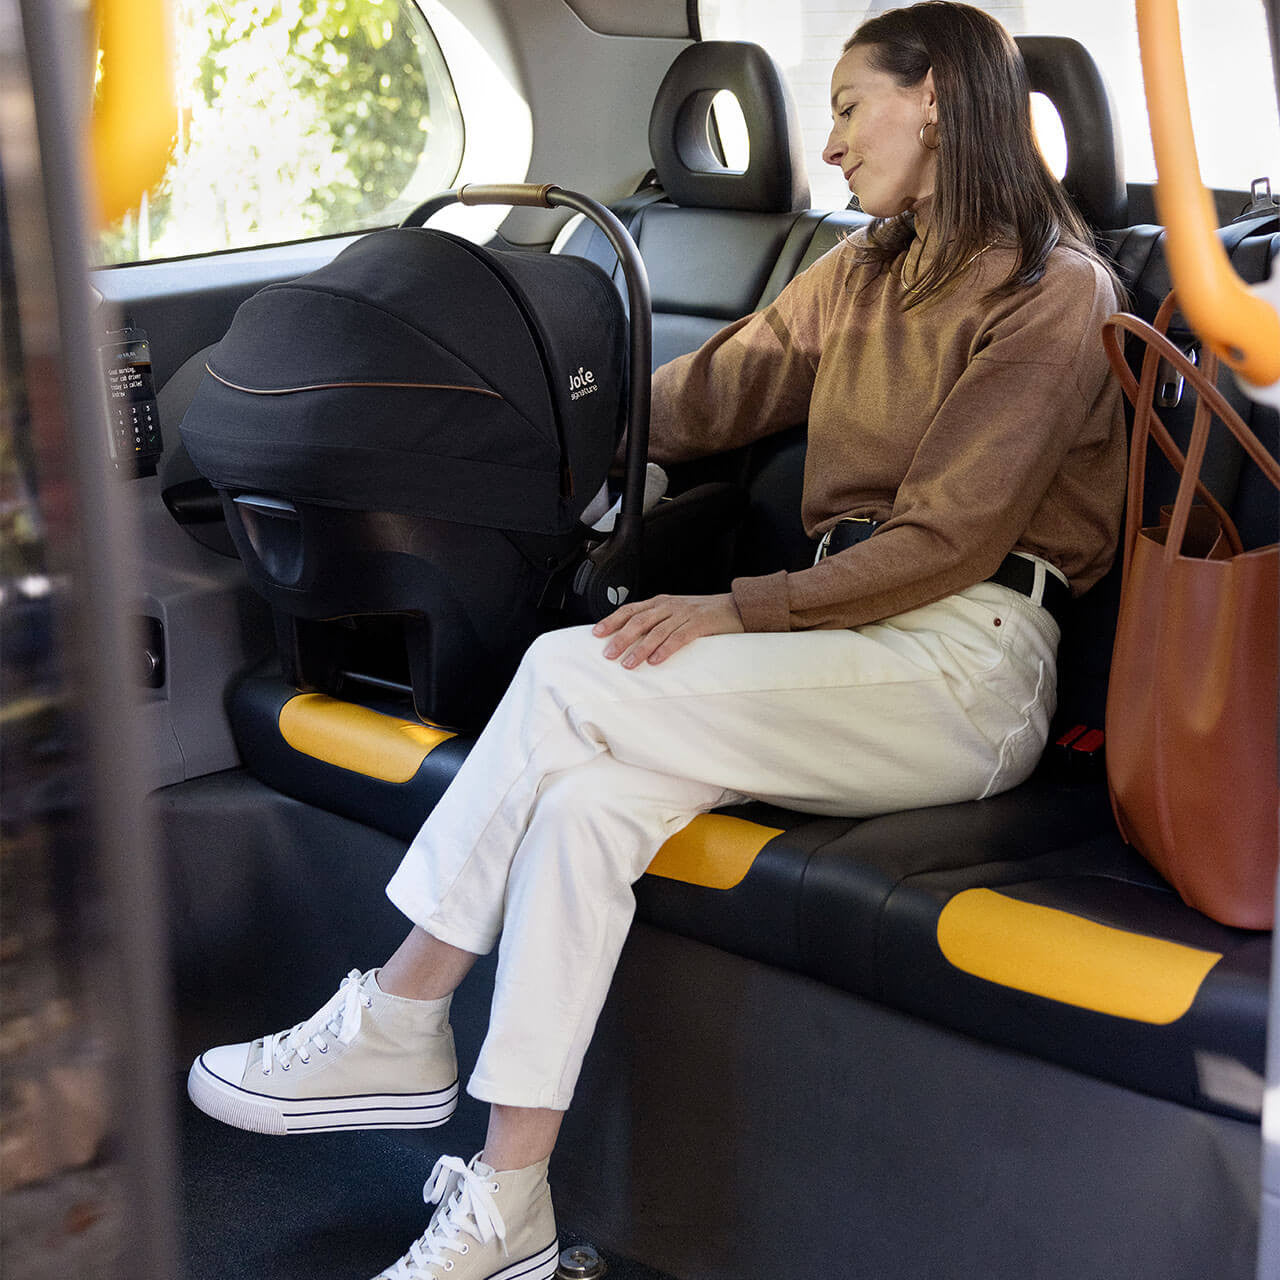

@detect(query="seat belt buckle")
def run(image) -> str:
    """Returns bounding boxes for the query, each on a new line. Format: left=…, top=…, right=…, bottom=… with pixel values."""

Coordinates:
left=814, top=516, right=880, bottom=564
left=1053, top=724, right=1106, bottom=779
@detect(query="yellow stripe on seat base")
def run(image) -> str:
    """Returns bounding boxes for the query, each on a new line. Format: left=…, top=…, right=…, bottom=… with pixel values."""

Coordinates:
left=278, top=694, right=455, bottom=784
left=645, top=814, right=783, bottom=891
left=936, top=888, right=1222, bottom=1025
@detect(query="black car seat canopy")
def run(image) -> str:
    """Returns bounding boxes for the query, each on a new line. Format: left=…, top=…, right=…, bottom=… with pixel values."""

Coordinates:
left=182, top=227, right=627, bottom=535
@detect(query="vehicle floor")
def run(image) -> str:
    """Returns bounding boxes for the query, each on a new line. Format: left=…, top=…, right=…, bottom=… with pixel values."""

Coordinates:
left=178, top=1079, right=678, bottom=1280
left=175, top=945, right=678, bottom=1280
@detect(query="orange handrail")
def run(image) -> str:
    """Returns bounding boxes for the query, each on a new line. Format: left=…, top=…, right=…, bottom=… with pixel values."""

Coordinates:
left=1136, top=0, right=1280, bottom=387
left=89, top=0, right=177, bottom=227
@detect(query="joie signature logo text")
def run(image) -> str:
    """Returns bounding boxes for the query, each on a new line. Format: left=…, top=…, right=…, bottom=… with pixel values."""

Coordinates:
left=569, top=366, right=598, bottom=402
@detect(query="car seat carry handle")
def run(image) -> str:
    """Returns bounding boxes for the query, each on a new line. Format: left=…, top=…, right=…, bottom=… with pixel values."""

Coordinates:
left=457, top=183, right=560, bottom=208
left=401, top=185, right=652, bottom=616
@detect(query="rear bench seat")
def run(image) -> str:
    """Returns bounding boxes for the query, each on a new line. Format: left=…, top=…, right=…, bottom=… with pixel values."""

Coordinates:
left=213, top=37, right=1273, bottom=1273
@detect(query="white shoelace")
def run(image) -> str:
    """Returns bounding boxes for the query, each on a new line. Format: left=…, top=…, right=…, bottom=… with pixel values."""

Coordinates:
left=259, top=969, right=372, bottom=1075
left=381, top=1155, right=507, bottom=1278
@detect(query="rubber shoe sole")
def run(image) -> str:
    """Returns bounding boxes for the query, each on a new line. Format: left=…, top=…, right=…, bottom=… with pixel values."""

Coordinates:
left=376, top=1240, right=558, bottom=1280
left=187, top=1054, right=460, bottom=1135
left=476, top=1239, right=558, bottom=1280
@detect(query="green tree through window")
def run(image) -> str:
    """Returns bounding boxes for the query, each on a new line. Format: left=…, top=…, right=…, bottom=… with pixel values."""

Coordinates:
left=96, top=0, right=463, bottom=264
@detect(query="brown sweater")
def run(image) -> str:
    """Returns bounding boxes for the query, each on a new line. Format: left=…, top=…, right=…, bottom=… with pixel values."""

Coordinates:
left=648, top=218, right=1127, bottom=632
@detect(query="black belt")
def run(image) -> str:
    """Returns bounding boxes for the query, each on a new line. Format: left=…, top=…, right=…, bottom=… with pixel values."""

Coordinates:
left=814, top=518, right=1071, bottom=625
left=986, top=554, right=1071, bottom=624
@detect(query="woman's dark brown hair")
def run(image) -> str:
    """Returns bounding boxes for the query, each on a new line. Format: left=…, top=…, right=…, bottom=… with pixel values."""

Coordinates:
left=845, top=1, right=1110, bottom=306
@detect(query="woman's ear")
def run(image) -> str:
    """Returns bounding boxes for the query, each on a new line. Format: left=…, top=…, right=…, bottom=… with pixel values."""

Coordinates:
left=920, top=68, right=937, bottom=121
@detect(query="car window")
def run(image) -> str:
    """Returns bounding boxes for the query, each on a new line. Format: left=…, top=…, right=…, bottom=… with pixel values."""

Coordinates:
left=700, top=0, right=1280, bottom=211
left=94, top=0, right=464, bottom=265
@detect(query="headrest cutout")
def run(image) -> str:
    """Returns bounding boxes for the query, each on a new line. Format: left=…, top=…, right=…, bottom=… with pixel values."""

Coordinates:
left=671, top=90, right=750, bottom=174
left=674, top=90, right=734, bottom=173
left=1030, top=93, right=1067, bottom=180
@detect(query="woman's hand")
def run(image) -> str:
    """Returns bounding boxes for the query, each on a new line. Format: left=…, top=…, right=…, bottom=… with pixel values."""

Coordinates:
left=592, top=592, right=745, bottom=667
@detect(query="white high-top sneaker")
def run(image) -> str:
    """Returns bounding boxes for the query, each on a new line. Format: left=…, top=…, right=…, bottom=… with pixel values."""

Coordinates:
left=374, top=1153, right=559, bottom=1280
left=187, top=969, right=458, bottom=1134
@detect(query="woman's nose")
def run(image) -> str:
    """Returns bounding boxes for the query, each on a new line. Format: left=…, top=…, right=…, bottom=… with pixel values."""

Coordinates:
left=822, top=130, right=844, bottom=168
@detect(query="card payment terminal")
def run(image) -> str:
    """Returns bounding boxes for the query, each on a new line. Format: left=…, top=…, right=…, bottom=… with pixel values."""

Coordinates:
left=100, top=327, right=162, bottom=476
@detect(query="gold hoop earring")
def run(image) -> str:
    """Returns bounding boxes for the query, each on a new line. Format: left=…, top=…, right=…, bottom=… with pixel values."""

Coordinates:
left=919, top=121, right=940, bottom=151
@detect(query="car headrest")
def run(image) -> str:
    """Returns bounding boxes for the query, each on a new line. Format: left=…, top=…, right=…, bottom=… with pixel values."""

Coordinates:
left=649, top=41, right=810, bottom=213
left=1015, top=35, right=1127, bottom=232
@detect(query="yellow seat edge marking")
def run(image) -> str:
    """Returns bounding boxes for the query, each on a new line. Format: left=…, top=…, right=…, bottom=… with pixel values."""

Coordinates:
left=278, top=694, right=454, bottom=784
left=646, top=814, right=784, bottom=891
left=936, top=888, right=1223, bottom=1025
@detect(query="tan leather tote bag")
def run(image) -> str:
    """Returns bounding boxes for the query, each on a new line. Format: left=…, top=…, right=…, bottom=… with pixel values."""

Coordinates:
left=1101, top=294, right=1280, bottom=930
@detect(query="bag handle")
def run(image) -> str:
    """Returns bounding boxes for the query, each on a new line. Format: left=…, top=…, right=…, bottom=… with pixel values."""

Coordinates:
left=1103, top=300, right=1240, bottom=569
left=1165, top=353, right=1224, bottom=564
left=1102, top=291, right=1280, bottom=571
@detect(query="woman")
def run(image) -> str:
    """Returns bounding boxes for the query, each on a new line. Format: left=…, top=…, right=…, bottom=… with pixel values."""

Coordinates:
left=188, top=5, right=1126, bottom=1277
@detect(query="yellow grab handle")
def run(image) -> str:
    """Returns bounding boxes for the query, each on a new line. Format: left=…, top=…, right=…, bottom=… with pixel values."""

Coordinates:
left=89, top=0, right=177, bottom=227
left=1137, top=0, right=1280, bottom=387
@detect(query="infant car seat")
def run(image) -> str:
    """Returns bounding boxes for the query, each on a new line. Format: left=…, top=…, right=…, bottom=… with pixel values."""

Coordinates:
left=182, top=184, right=652, bottom=731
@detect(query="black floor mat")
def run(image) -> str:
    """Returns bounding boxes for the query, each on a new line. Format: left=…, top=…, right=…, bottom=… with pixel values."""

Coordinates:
left=178, top=1078, right=677, bottom=1280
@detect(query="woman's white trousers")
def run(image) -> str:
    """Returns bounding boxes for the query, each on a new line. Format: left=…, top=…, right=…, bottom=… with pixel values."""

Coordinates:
left=385, top=579, right=1060, bottom=1110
